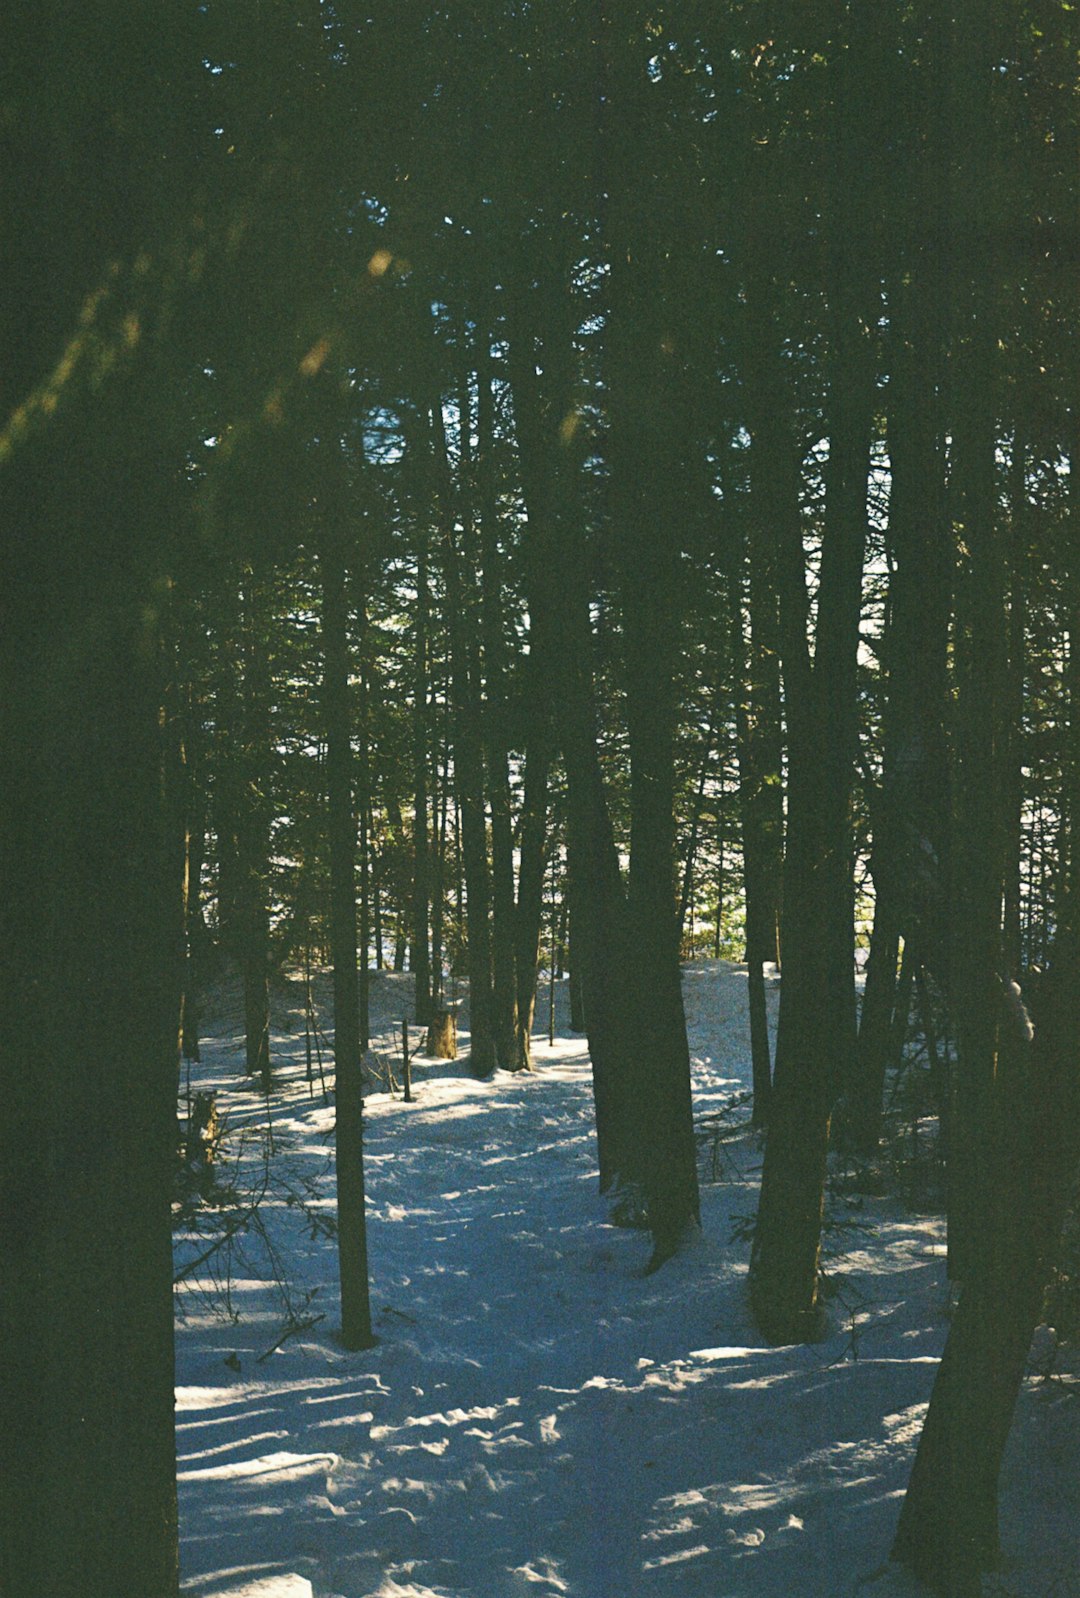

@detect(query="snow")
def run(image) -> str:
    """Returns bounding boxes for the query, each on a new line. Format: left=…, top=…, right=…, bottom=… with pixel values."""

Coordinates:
left=175, top=962, right=1080, bottom=1598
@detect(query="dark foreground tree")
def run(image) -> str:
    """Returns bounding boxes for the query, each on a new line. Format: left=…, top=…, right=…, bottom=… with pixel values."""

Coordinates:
left=0, top=28, right=197, bottom=1586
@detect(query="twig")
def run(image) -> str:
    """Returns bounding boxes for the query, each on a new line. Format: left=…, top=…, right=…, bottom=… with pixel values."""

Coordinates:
left=256, top=1313, right=326, bottom=1363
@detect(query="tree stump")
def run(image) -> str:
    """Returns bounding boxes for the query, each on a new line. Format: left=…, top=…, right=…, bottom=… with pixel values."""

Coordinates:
left=425, top=1007, right=458, bottom=1059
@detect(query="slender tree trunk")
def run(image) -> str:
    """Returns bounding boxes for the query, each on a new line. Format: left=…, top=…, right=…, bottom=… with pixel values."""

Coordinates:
left=508, top=304, right=637, bottom=1192
left=236, top=568, right=272, bottom=1091
left=744, top=273, right=832, bottom=1338
left=179, top=679, right=204, bottom=1064
left=356, top=638, right=371, bottom=1047
left=477, top=338, right=523, bottom=1067
left=411, top=529, right=433, bottom=1025
left=514, top=734, right=550, bottom=1070
left=319, top=526, right=375, bottom=1351
left=731, top=559, right=780, bottom=1128
left=1002, top=437, right=1028, bottom=979
left=945, top=311, right=1006, bottom=1283
left=850, top=264, right=951, bottom=1151
left=748, top=9, right=883, bottom=1332
left=677, top=720, right=717, bottom=945
left=430, top=396, right=496, bottom=1075
left=606, top=197, right=701, bottom=1263
left=431, top=706, right=451, bottom=1000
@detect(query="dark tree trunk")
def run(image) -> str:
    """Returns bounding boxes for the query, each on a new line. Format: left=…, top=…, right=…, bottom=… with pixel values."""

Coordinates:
left=505, top=323, right=557, bottom=1072
left=411, top=528, right=433, bottom=1026
left=748, top=12, right=883, bottom=1334
left=431, top=709, right=451, bottom=1001
left=744, top=277, right=832, bottom=1339
left=677, top=721, right=718, bottom=947
left=178, top=679, right=204, bottom=1065
left=605, top=163, right=701, bottom=1263
left=430, top=397, right=496, bottom=1075
left=851, top=353, right=950, bottom=1142
left=731, top=550, right=782, bottom=1129
left=514, top=734, right=551, bottom=1070
left=849, top=159, right=952, bottom=1152
left=2, top=421, right=182, bottom=1597
left=507, top=304, right=637, bottom=1192
left=945, top=313, right=1007, bottom=1283
left=236, top=569, right=272, bottom=1091
left=1001, top=436, right=1028, bottom=980
left=477, top=339, right=524, bottom=1068
left=355, top=639, right=372, bottom=1048
left=319, top=525, right=375, bottom=1351
left=892, top=952, right=1080, bottom=1592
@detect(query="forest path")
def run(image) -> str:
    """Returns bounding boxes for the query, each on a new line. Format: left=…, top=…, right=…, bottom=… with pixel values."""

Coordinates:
left=175, top=964, right=1077, bottom=1598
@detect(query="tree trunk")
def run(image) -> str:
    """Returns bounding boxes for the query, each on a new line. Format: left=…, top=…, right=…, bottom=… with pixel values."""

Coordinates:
left=2, top=425, right=182, bottom=1597
left=892, top=954, right=1079, bottom=1592
left=236, top=568, right=272, bottom=1091
left=507, top=305, right=638, bottom=1192
left=431, top=709, right=451, bottom=1000
left=731, top=556, right=781, bottom=1128
left=945, top=309, right=1006, bottom=1283
left=514, top=733, right=551, bottom=1070
left=850, top=282, right=951, bottom=1147
left=411, top=527, right=433, bottom=1025
left=319, top=525, right=376, bottom=1351
left=1001, top=436, right=1028, bottom=979
left=748, top=9, right=883, bottom=1332
left=430, top=396, right=496, bottom=1076
left=356, top=638, right=372, bottom=1047
left=477, top=338, right=523, bottom=1068
left=744, top=274, right=832, bottom=1339
left=605, top=174, right=701, bottom=1263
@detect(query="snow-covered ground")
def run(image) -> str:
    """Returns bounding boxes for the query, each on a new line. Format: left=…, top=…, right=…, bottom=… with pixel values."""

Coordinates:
left=174, top=962, right=1079, bottom=1598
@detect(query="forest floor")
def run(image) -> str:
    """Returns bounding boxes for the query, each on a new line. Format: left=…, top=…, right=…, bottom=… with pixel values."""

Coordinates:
left=174, top=961, right=1080, bottom=1598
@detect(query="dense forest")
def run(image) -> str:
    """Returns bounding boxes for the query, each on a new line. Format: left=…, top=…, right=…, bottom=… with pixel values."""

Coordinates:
left=2, top=4, right=1078, bottom=1597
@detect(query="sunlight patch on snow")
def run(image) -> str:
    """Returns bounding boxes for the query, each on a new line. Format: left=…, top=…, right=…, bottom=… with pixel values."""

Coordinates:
left=688, top=1345, right=761, bottom=1361
left=509, top=1558, right=569, bottom=1592
left=882, top=1402, right=930, bottom=1446
left=180, top=1430, right=289, bottom=1463
left=370, top=1400, right=520, bottom=1441
left=182, top=1569, right=314, bottom=1598
left=538, top=1413, right=559, bottom=1444
left=642, top=1543, right=711, bottom=1569
left=178, top=1450, right=338, bottom=1484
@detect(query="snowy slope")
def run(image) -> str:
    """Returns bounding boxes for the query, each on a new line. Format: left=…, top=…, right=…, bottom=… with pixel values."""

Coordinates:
left=174, top=963, right=1079, bottom=1598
